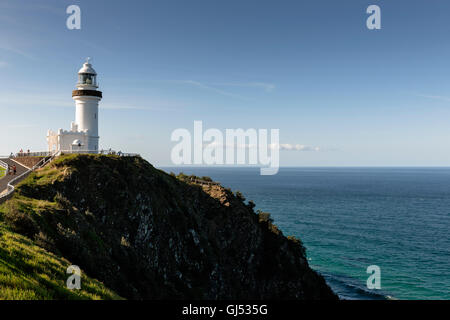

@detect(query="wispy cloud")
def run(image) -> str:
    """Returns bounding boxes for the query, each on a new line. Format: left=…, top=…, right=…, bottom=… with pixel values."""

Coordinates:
left=213, top=82, right=276, bottom=92
left=278, top=144, right=320, bottom=151
left=204, top=142, right=320, bottom=151
left=0, top=43, right=35, bottom=60
left=0, top=2, right=62, bottom=16
left=417, top=94, right=450, bottom=102
left=102, top=95, right=186, bottom=111
left=158, top=80, right=275, bottom=99
left=100, top=103, right=180, bottom=111
left=169, top=80, right=245, bottom=99
left=0, top=94, right=72, bottom=108
left=0, top=92, right=183, bottom=111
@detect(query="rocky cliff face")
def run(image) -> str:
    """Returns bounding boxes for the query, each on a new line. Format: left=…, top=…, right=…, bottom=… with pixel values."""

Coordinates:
left=3, top=155, right=337, bottom=300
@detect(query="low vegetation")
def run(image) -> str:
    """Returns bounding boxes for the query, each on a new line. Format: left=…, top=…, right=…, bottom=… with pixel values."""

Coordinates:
left=0, top=218, right=121, bottom=300
left=0, top=156, right=124, bottom=300
left=175, top=172, right=214, bottom=183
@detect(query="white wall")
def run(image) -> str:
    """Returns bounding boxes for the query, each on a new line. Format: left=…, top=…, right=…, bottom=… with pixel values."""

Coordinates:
left=74, top=96, right=100, bottom=137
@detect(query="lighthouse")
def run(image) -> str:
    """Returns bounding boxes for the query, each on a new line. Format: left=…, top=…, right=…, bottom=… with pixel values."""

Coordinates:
left=73, top=58, right=102, bottom=151
left=47, top=58, right=103, bottom=153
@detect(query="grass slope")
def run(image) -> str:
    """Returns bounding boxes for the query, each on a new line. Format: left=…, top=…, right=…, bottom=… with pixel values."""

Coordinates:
left=0, top=210, right=122, bottom=300
left=0, top=155, right=143, bottom=299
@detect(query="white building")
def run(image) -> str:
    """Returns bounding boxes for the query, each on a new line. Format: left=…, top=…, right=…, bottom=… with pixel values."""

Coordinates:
left=47, top=58, right=103, bottom=153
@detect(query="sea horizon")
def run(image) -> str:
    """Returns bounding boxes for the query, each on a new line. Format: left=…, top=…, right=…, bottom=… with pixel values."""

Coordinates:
left=159, top=165, right=450, bottom=168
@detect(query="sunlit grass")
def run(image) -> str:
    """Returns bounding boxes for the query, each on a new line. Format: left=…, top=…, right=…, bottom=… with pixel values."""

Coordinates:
left=0, top=218, right=122, bottom=300
left=0, top=155, right=151, bottom=300
left=0, top=155, right=124, bottom=300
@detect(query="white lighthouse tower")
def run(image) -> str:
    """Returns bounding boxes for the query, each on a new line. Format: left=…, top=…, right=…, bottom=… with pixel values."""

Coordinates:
left=73, top=58, right=102, bottom=151
left=47, top=58, right=103, bottom=153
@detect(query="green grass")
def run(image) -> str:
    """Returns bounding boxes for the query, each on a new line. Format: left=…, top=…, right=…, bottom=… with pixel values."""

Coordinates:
left=0, top=220, right=122, bottom=300
left=0, top=201, right=122, bottom=300
left=0, top=167, right=5, bottom=179
left=0, top=156, right=125, bottom=300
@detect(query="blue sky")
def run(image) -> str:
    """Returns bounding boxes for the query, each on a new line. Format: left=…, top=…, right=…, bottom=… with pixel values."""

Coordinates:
left=1, top=0, right=450, bottom=166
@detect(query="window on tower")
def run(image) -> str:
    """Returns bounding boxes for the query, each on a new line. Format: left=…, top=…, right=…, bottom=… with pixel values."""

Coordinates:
left=78, top=73, right=97, bottom=86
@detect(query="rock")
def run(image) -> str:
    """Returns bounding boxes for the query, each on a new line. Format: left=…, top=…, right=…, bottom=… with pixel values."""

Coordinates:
left=5, top=154, right=337, bottom=300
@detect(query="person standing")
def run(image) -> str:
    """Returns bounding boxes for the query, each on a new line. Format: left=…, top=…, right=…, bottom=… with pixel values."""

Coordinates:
left=12, top=165, right=16, bottom=175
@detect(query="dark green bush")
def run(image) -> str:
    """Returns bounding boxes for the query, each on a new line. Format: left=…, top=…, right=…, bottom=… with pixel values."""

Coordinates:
left=235, top=191, right=246, bottom=201
left=257, top=210, right=273, bottom=224
left=2, top=201, right=39, bottom=239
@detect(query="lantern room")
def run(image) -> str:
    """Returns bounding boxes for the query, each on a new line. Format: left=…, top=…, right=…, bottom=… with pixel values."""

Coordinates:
left=77, top=57, right=98, bottom=88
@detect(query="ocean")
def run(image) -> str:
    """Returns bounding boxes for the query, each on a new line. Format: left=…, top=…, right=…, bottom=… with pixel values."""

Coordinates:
left=160, top=167, right=450, bottom=300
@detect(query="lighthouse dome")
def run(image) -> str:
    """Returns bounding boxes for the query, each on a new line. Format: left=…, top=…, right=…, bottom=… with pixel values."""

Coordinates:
left=78, top=61, right=97, bottom=75
left=77, top=58, right=98, bottom=88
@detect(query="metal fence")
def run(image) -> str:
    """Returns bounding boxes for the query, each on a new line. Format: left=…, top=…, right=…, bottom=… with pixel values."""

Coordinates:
left=11, top=150, right=140, bottom=158
left=15, top=151, right=53, bottom=157
left=59, top=150, right=140, bottom=157
left=0, top=159, right=8, bottom=171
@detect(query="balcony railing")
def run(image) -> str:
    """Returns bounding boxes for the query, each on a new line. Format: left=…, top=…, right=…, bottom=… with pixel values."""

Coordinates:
left=12, top=150, right=140, bottom=158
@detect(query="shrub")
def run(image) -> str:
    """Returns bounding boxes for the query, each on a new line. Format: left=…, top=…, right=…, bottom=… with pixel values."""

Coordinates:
left=176, top=172, right=188, bottom=181
left=2, top=201, right=39, bottom=239
left=257, top=210, right=273, bottom=224
left=235, top=191, right=246, bottom=201
left=287, top=235, right=307, bottom=256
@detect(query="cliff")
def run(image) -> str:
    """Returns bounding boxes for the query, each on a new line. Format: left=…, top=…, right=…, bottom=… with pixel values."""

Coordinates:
left=0, top=154, right=337, bottom=300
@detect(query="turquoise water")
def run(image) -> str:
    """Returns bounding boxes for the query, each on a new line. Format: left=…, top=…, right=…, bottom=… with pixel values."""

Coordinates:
left=161, top=167, right=450, bottom=300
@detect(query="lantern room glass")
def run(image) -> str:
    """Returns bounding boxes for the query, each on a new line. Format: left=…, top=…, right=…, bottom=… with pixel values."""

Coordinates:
left=78, top=73, right=97, bottom=86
